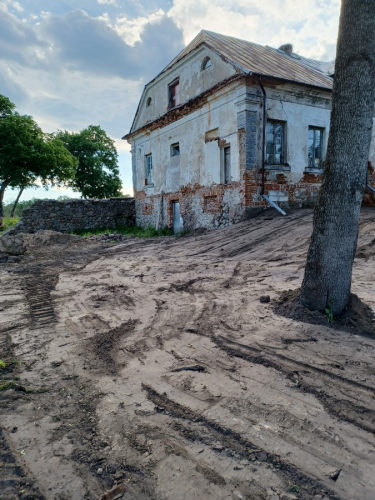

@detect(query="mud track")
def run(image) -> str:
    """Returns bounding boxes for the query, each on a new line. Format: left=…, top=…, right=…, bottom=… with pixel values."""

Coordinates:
left=1, top=209, right=375, bottom=500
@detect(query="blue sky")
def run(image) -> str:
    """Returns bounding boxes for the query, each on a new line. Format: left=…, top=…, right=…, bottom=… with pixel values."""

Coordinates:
left=1, top=0, right=340, bottom=203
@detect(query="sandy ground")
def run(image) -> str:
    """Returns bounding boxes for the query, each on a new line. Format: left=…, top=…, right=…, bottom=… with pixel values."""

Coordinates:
left=1, top=208, right=375, bottom=500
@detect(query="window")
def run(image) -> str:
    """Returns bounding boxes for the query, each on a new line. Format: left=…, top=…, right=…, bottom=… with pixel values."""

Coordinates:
left=169, top=79, right=180, bottom=108
left=201, top=57, right=212, bottom=71
left=145, top=154, right=153, bottom=185
left=223, top=146, right=231, bottom=184
left=146, top=97, right=152, bottom=107
left=171, top=143, right=180, bottom=157
left=308, top=127, right=324, bottom=169
left=266, top=121, right=285, bottom=165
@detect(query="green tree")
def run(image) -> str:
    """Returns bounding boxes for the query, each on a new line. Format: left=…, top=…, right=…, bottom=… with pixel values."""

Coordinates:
left=0, top=97, right=78, bottom=225
left=0, top=95, right=15, bottom=117
left=55, top=125, right=122, bottom=199
left=300, top=0, right=375, bottom=315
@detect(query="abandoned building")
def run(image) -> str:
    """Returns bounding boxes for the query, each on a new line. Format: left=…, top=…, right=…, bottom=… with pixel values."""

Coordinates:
left=123, top=30, right=375, bottom=232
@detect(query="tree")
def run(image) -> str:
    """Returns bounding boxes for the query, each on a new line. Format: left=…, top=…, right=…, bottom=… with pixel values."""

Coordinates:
left=0, top=96, right=78, bottom=225
left=300, top=0, right=375, bottom=316
left=55, top=125, right=122, bottom=199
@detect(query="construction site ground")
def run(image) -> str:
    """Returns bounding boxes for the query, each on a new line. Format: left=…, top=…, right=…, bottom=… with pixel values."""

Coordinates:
left=1, top=208, right=374, bottom=500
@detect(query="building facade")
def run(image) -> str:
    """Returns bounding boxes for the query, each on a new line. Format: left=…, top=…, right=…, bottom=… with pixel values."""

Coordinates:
left=124, top=31, right=375, bottom=232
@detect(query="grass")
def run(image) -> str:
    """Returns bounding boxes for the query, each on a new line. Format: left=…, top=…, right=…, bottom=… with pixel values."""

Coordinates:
left=72, top=225, right=173, bottom=238
left=0, top=217, right=19, bottom=234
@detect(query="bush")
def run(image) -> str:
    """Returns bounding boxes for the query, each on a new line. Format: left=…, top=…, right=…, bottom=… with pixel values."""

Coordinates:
left=0, top=217, right=19, bottom=233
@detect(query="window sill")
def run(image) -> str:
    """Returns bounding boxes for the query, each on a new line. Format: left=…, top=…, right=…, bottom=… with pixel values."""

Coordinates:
left=304, top=167, right=324, bottom=174
left=264, top=164, right=291, bottom=172
left=144, top=183, right=154, bottom=189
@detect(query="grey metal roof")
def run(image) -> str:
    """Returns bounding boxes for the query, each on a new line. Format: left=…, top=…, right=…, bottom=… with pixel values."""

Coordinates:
left=162, top=30, right=333, bottom=90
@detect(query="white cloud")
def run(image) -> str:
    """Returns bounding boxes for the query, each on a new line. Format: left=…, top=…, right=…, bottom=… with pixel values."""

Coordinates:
left=168, top=0, right=340, bottom=61
left=114, top=9, right=165, bottom=45
left=97, top=0, right=118, bottom=5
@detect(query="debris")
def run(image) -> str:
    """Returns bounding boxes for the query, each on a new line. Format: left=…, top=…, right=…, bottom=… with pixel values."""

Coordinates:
left=0, top=234, right=26, bottom=255
left=99, top=482, right=125, bottom=500
left=329, top=469, right=341, bottom=481
left=171, top=365, right=206, bottom=372
left=260, top=295, right=270, bottom=303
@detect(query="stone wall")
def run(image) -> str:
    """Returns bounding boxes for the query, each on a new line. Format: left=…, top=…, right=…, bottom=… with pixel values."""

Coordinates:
left=9, top=198, right=135, bottom=234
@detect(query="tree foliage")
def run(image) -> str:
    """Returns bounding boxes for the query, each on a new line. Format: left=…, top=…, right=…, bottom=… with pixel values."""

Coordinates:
left=55, top=125, right=122, bottom=199
left=0, top=94, right=78, bottom=223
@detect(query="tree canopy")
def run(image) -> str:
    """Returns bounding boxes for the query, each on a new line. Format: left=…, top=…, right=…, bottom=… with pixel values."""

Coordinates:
left=55, top=125, right=122, bottom=199
left=0, top=94, right=78, bottom=223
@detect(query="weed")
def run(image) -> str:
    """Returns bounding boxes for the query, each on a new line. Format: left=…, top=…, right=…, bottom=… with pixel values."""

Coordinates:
left=175, top=229, right=190, bottom=238
left=0, top=217, right=19, bottom=233
left=324, top=298, right=334, bottom=323
left=290, top=484, right=299, bottom=493
left=71, top=225, right=173, bottom=238
left=0, top=360, right=6, bottom=368
left=0, top=380, right=34, bottom=392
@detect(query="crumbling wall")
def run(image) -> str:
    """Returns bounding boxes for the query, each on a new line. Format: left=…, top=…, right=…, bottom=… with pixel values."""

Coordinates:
left=9, top=198, right=135, bottom=234
left=135, top=183, right=246, bottom=230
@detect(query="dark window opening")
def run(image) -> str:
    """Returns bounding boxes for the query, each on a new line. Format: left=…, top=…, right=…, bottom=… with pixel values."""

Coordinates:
left=266, top=121, right=285, bottom=165
left=169, top=79, right=180, bottom=108
left=145, top=154, right=153, bottom=185
left=171, top=143, right=180, bottom=157
left=201, top=57, right=212, bottom=71
left=308, top=127, right=324, bottom=168
left=146, top=97, right=152, bottom=107
left=223, top=146, right=231, bottom=184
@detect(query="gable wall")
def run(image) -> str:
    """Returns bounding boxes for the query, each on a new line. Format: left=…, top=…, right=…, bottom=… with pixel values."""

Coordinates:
left=132, top=46, right=238, bottom=133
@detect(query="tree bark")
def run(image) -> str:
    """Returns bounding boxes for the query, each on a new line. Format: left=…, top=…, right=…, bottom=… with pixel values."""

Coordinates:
left=0, top=181, right=9, bottom=227
left=10, top=186, right=24, bottom=218
left=300, top=0, right=375, bottom=316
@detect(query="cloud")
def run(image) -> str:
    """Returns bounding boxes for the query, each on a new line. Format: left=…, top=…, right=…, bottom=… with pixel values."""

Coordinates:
left=0, top=5, right=47, bottom=66
left=35, top=9, right=184, bottom=81
left=168, top=0, right=340, bottom=61
left=97, top=0, right=118, bottom=5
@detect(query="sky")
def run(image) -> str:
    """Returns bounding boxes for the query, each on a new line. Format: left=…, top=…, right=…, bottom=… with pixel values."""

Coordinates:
left=1, top=0, right=341, bottom=204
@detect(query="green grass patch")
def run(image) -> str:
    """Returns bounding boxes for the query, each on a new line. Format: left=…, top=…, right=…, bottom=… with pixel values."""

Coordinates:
left=0, top=217, right=19, bottom=233
left=0, top=380, right=33, bottom=392
left=72, top=225, right=173, bottom=238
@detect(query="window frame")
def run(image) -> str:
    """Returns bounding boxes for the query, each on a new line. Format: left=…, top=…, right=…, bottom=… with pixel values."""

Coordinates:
left=307, top=126, right=324, bottom=170
left=266, top=120, right=287, bottom=166
left=145, top=153, right=153, bottom=186
left=168, top=79, right=180, bottom=109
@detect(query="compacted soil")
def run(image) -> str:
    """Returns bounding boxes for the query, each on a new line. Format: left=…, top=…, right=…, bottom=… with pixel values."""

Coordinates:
left=1, top=208, right=374, bottom=500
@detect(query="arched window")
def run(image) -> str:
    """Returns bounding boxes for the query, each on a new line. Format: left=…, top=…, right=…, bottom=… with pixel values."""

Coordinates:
left=201, top=57, right=212, bottom=71
left=146, top=97, right=152, bottom=107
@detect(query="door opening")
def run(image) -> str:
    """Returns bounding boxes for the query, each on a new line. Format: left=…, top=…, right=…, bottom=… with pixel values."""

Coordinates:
left=172, top=201, right=183, bottom=234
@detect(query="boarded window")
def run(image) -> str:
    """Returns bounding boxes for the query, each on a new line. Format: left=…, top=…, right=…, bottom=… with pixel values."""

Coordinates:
left=266, top=121, right=285, bottom=165
left=223, top=146, right=231, bottom=184
left=145, top=154, right=153, bottom=185
left=308, top=127, right=324, bottom=168
left=204, top=195, right=219, bottom=212
left=205, top=128, right=219, bottom=142
left=169, top=79, right=180, bottom=108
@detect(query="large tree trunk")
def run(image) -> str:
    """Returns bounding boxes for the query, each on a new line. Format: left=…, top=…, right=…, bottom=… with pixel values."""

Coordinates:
left=10, top=186, right=24, bottom=218
left=300, top=0, right=375, bottom=316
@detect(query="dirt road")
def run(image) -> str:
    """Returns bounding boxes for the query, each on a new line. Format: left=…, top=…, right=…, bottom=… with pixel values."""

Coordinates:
left=1, top=209, right=374, bottom=500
